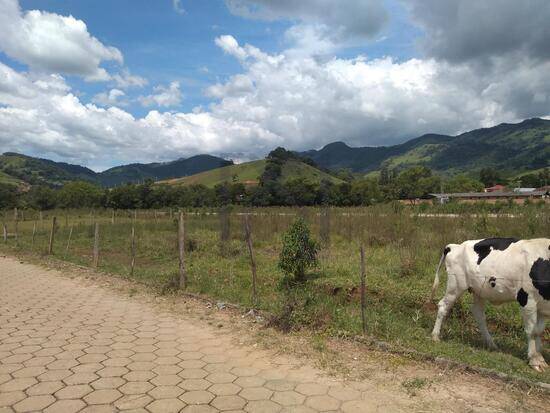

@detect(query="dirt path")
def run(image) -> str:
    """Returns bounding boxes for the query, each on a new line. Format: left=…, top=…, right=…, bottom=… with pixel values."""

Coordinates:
left=0, top=256, right=547, bottom=413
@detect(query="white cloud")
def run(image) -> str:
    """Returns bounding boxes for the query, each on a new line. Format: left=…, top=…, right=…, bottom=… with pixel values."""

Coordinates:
left=1, top=35, right=549, bottom=169
left=92, top=89, right=127, bottom=107
left=0, top=0, right=122, bottom=81
left=173, top=0, right=185, bottom=14
left=138, top=81, right=183, bottom=108
left=112, top=69, right=148, bottom=89
left=225, top=0, right=388, bottom=53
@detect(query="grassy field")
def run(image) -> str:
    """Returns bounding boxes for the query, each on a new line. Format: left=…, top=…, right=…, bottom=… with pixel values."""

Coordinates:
left=1, top=205, right=549, bottom=383
left=0, top=170, right=25, bottom=187
left=159, top=159, right=343, bottom=187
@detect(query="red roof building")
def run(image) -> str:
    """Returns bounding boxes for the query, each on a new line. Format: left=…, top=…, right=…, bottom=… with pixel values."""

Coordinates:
left=484, top=184, right=506, bottom=193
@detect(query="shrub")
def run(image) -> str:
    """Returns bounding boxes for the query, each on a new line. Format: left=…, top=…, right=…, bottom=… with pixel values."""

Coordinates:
left=279, top=217, right=319, bottom=283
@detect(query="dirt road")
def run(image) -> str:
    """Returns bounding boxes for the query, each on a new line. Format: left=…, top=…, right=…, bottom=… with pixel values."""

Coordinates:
left=0, top=256, right=547, bottom=412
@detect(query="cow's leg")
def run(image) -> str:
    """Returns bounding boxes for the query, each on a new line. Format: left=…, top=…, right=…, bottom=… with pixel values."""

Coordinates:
left=534, top=312, right=547, bottom=369
left=521, top=303, right=546, bottom=371
left=471, top=295, right=497, bottom=350
left=431, top=273, right=465, bottom=341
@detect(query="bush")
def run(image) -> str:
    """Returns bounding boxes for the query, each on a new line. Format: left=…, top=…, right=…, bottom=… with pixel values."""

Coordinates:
left=279, top=217, right=319, bottom=283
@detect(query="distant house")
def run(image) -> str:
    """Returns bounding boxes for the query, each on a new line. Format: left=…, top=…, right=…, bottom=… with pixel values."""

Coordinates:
left=484, top=184, right=506, bottom=193
left=428, top=189, right=550, bottom=204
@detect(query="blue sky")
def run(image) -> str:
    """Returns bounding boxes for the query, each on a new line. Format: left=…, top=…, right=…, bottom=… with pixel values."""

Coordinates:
left=1, top=0, right=549, bottom=169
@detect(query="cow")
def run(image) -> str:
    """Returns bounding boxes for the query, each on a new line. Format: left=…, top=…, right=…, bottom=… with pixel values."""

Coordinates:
left=429, top=238, right=550, bottom=371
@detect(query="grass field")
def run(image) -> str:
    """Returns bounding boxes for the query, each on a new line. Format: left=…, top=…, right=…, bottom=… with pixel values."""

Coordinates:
left=160, top=159, right=343, bottom=187
left=0, top=170, right=25, bottom=187
left=1, top=204, right=549, bottom=383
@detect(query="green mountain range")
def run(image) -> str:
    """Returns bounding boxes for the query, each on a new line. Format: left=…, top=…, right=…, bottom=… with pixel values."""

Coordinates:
left=0, top=152, right=232, bottom=188
left=2, top=118, right=548, bottom=189
left=300, top=118, right=550, bottom=175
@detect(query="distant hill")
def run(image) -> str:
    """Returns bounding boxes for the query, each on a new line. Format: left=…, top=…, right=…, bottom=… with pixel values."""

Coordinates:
left=0, top=152, right=232, bottom=188
left=160, top=159, right=343, bottom=187
left=300, top=118, right=550, bottom=175
left=99, top=155, right=233, bottom=186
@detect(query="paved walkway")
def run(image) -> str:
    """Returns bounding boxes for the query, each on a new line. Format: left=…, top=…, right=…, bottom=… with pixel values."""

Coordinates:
left=0, top=257, right=402, bottom=413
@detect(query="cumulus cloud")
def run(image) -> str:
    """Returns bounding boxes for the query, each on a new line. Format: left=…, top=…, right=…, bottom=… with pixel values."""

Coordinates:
left=138, top=81, right=183, bottom=108
left=112, top=69, right=148, bottom=89
left=225, top=0, right=388, bottom=53
left=403, top=0, right=550, bottom=63
left=172, top=0, right=185, bottom=14
left=0, top=0, right=122, bottom=81
left=3, top=34, right=550, bottom=170
left=92, top=89, right=127, bottom=107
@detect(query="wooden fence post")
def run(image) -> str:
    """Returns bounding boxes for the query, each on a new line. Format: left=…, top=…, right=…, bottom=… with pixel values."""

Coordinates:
left=31, top=221, right=37, bottom=247
left=178, top=212, right=187, bottom=289
left=48, top=216, right=56, bottom=255
left=130, top=221, right=136, bottom=276
left=360, top=244, right=367, bottom=334
left=244, top=214, right=258, bottom=307
left=93, top=222, right=100, bottom=268
left=111, top=209, right=115, bottom=224
left=39, top=210, right=43, bottom=229
left=2, top=222, right=7, bottom=244
left=65, top=225, right=73, bottom=256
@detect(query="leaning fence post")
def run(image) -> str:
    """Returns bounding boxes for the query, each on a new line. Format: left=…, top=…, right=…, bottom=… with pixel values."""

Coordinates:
left=178, top=212, right=187, bottom=289
left=92, top=222, right=100, bottom=268
left=2, top=222, right=7, bottom=244
left=244, top=214, right=258, bottom=307
left=48, top=216, right=57, bottom=255
left=360, top=244, right=367, bottom=334
left=65, top=225, right=73, bottom=256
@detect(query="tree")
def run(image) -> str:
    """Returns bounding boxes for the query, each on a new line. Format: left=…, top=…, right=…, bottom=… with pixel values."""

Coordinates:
left=445, top=175, right=484, bottom=193
left=25, top=185, right=57, bottom=210
left=392, top=166, right=441, bottom=200
left=479, top=167, right=505, bottom=187
left=57, top=181, right=104, bottom=208
left=0, top=183, right=18, bottom=209
left=279, top=218, right=319, bottom=282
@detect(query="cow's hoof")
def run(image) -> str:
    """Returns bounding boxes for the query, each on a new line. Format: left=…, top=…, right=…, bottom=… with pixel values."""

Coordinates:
left=431, top=334, right=440, bottom=342
left=529, top=356, right=548, bottom=372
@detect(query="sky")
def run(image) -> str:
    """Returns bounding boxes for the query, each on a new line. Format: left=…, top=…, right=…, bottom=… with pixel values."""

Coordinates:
left=0, top=0, right=549, bottom=171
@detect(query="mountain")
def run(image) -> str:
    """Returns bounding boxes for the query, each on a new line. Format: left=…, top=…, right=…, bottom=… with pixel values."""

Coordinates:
left=0, top=152, right=98, bottom=187
left=300, top=118, right=550, bottom=175
left=159, top=159, right=343, bottom=187
left=0, top=152, right=232, bottom=188
left=99, top=155, right=233, bottom=186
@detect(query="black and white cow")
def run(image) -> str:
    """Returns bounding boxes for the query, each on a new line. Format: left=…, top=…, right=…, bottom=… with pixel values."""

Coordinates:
left=429, top=238, right=549, bottom=371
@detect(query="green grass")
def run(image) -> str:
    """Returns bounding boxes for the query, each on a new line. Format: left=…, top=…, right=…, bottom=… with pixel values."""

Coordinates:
left=159, top=160, right=342, bottom=187
left=0, top=170, right=25, bottom=187
left=1, top=205, right=549, bottom=383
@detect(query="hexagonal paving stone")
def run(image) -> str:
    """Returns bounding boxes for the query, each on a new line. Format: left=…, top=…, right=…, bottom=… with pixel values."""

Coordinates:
left=55, top=384, right=93, bottom=399
left=305, top=395, right=341, bottom=411
left=83, top=389, right=123, bottom=405
left=341, top=399, right=378, bottom=412
left=272, top=391, right=306, bottom=406
left=146, top=398, right=186, bottom=413
left=13, top=395, right=55, bottom=412
left=180, top=406, right=218, bottom=413
left=0, top=391, right=26, bottom=407
left=328, top=386, right=361, bottom=401
left=114, top=394, right=153, bottom=410
left=295, top=383, right=328, bottom=396
left=178, top=360, right=206, bottom=369
left=148, top=385, right=184, bottom=399
left=179, top=390, right=215, bottom=404
left=179, top=369, right=208, bottom=379
left=123, top=370, right=155, bottom=382
left=97, top=366, right=129, bottom=378
left=0, top=378, right=37, bottom=392
left=280, top=406, right=316, bottom=413
left=119, top=381, right=154, bottom=395
left=239, top=387, right=273, bottom=401
left=265, top=380, right=296, bottom=392
left=151, top=375, right=181, bottom=386
left=26, top=380, right=64, bottom=396
left=234, top=376, right=266, bottom=388
left=179, top=379, right=211, bottom=391
left=244, top=400, right=282, bottom=413
left=211, top=395, right=246, bottom=411
left=11, top=366, right=46, bottom=378
left=91, top=377, right=126, bottom=390
left=206, top=372, right=236, bottom=384
left=43, top=399, right=86, bottom=413
left=63, top=372, right=99, bottom=385
left=209, top=383, right=241, bottom=396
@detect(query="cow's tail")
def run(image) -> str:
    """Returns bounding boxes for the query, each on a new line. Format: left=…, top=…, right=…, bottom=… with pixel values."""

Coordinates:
left=429, top=246, right=450, bottom=302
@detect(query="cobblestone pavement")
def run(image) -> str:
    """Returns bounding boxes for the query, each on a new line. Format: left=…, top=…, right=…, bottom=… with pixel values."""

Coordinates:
left=0, top=257, right=411, bottom=413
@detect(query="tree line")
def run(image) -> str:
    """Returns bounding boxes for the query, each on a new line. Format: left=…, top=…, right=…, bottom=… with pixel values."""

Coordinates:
left=1, top=148, right=546, bottom=210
